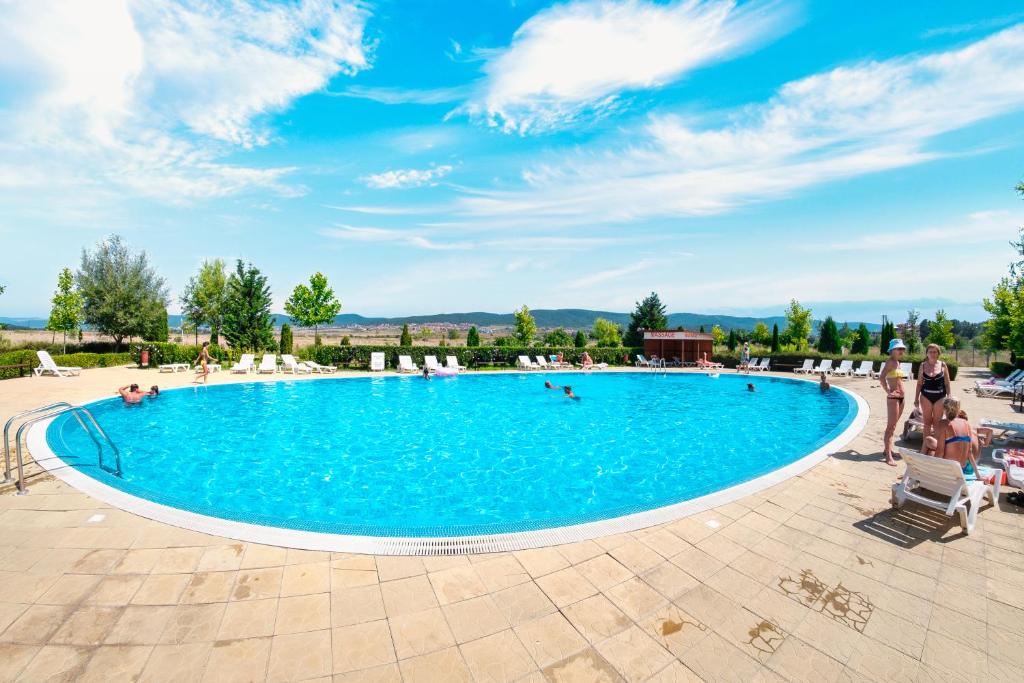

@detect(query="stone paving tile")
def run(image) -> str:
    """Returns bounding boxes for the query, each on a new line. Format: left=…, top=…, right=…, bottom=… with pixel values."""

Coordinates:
left=513, top=612, right=588, bottom=669
left=16, top=644, right=92, bottom=682
left=266, top=629, right=332, bottom=682
left=441, top=594, right=510, bottom=644
left=387, top=606, right=455, bottom=659
left=331, top=619, right=396, bottom=674
left=459, top=629, right=536, bottom=683
left=78, top=644, right=154, bottom=683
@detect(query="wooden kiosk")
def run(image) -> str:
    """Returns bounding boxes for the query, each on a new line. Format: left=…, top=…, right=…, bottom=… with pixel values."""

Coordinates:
left=642, top=330, right=714, bottom=365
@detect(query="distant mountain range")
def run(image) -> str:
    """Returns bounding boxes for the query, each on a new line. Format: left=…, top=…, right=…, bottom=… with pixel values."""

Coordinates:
left=3, top=310, right=883, bottom=332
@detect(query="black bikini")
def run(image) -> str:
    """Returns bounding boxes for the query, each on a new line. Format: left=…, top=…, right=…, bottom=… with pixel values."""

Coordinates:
left=920, top=363, right=947, bottom=403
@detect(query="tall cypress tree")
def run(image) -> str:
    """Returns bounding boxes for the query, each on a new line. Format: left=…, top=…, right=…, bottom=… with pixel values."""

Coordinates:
left=770, top=323, right=780, bottom=352
left=221, top=260, right=275, bottom=352
left=879, top=320, right=893, bottom=355
left=726, top=329, right=737, bottom=351
left=400, top=323, right=412, bottom=346
left=466, top=326, right=480, bottom=347
left=816, top=316, right=840, bottom=354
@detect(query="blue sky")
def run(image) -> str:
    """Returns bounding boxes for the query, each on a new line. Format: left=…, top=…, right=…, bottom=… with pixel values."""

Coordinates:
left=2, top=1, right=1024, bottom=322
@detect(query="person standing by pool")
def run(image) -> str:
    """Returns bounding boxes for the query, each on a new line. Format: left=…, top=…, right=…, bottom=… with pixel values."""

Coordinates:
left=880, top=338, right=908, bottom=466
left=739, top=342, right=751, bottom=373
left=193, top=341, right=212, bottom=384
left=914, top=343, right=950, bottom=442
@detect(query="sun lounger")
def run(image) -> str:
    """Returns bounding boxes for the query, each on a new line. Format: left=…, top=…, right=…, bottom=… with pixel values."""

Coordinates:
left=975, top=368, right=1023, bottom=387
left=980, top=419, right=1024, bottom=439
left=992, top=450, right=1024, bottom=489
left=33, top=350, right=82, bottom=377
left=397, top=355, right=418, bottom=373
left=548, top=355, right=571, bottom=369
left=578, top=361, right=608, bottom=370
left=424, top=355, right=441, bottom=373
left=370, top=352, right=385, bottom=372
left=304, top=361, right=337, bottom=374
left=810, top=359, right=833, bottom=375
left=199, top=363, right=222, bottom=373
left=739, top=357, right=757, bottom=371
left=158, top=363, right=190, bottom=373
left=445, top=355, right=464, bottom=371
left=635, top=355, right=651, bottom=368
left=832, top=360, right=854, bottom=377
left=257, top=354, right=278, bottom=374
left=891, top=447, right=996, bottom=535
left=852, top=361, right=874, bottom=378
left=975, top=381, right=1021, bottom=398
left=230, top=353, right=255, bottom=374
left=535, top=356, right=552, bottom=370
left=750, top=358, right=770, bottom=372
left=793, top=359, right=814, bottom=374
left=517, top=355, right=539, bottom=370
left=281, top=355, right=312, bottom=374
left=899, top=362, right=914, bottom=381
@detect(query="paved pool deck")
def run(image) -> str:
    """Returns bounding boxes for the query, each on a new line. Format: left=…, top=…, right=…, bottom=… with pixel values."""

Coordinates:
left=0, top=364, right=1021, bottom=682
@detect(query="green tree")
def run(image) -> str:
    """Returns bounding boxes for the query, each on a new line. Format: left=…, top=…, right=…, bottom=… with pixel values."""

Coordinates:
left=879, top=320, right=893, bottom=354
left=698, top=325, right=705, bottom=333
left=926, top=309, right=955, bottom=348
left=76, top=235, right=168, bottom=350
left=466, top=326, right=480, bottom=347
left=770, top=323, right=780, bottom=352
left=543, top=328, right=574, bottom=346
left=783, top=299, right=812, bottom=351
left=625, top=292, right=668, bottom=346
left=982, top=278, right=1022, bottom=353
left=221, top=260, right=275, bottom=351
left=340, top=335, right=350, bottom=346
left=279, top=323, right=293, bottom=355
left=904, top=309, right=921, bottom=354
left=180, top=259, right=228, bottom=345
left=726, top=329, right=737, bottom=351
left=815, top=316, right=840, bottom=354
left=851, top=323, right=871, bottom=355
left=513, top=305, right=537, bottom=345
left=592, top=318, right=622, bottom=347
left=710, top=324, right=726, bottom=347
left=400, top=323, right=413, bottom=346
left=46, top=267, right=84, bottom=354
left=284, top=272, right=341, bottom=346
left=146, top=308, right=169, bottom=342
left=574, top=329, right=588, bottom=348
left=751, top=322, right=770, bottom=346
left=447, top=328, right=461, bottom=340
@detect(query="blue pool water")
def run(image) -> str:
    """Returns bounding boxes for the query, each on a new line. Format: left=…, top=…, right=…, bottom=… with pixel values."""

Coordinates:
left=46, top=372, right=857, bottom=537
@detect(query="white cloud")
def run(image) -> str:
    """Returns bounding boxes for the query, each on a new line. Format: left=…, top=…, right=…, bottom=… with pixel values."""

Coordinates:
left=802, top=210, right=1024, bottom=252
left=361, top=165, right=454, bottom=189
left=0, top=0, right=369, bottom=203
left=463, top=0, right=794, bottom=133
left=451, top=24, right=1024, bottom=226
left=320, top=224, right=634, bottom=252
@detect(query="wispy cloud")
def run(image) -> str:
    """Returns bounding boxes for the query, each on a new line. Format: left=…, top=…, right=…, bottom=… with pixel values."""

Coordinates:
left=336, top=84, right=470, bottom=105
left=801, top=210, right=1023, bottom=252
left=461, top=0, right=795, bottom=133
left=922, top=11, right=1024, bottom=38
left=449, top=24, right=1024, bottom=226
left=361, top=165, right=454, bottom=189
left=0, top=0, right=370, bottom=202
left=320, top=224, right=635, bottom=252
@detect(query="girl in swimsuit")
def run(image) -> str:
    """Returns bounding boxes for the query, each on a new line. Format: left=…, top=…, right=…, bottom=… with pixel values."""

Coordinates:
left=914, top=343, right=950, bottom=442
left=880, top=338, right=907, bottom=466
left=935, top=397, right=980, bottom=478
left=193, top=341, right=211, bottom=385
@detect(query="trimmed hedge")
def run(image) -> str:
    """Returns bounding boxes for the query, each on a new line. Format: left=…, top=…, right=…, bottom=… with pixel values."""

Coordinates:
left=0, top=350, right=133, bottom=379
left=990, top=361, right=1016, bottom=378
left=2, top=340, right=123, bottom=354
left=712, top=350, right=959, bottom=380
left=298, top=345, right=641, bottom=370
left=0, top=350, right=36, bottom=379
left=131, top=343, right=238, bottom=368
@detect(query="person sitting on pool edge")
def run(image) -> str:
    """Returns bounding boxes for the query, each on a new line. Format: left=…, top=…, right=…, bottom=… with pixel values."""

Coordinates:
left=563, top=385, right=580, bottom=400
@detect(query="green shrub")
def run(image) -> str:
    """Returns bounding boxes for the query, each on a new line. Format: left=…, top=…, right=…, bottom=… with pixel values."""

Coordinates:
left=0, top=349, right=133, bottom=379
left=132, top=343, right=236, bottom=368
left=279, top=324, right=293, bottom=355
left=989, top=361, right=1016, bottom=378
left=297, top=345, right=641, bottom=370
left=0, top=350, right=37, bottom=379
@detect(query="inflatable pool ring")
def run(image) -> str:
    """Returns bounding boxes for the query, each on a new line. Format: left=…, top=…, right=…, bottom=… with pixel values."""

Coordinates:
left=433, top=367, right=459, bottom=377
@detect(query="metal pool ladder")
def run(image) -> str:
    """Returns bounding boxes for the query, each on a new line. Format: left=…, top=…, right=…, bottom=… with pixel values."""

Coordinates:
left=3, top=402, right=121, bottom=495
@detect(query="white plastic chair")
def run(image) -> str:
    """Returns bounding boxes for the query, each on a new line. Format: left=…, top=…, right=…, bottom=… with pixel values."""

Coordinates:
left=34, top=350, right=82, bottom=377
left=891, top=448, right=996, bottom=535
left=793, top=359, right=814, bottom=374
left=397, top=355, right=418, bottom=373
left=370, top=352, right=385, bottom=372
left=230, top=354, right=255, bottom=374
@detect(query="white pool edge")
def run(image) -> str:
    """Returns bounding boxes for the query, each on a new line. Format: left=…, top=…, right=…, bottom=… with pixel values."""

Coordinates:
left=27, top=376, right=869, bottom=555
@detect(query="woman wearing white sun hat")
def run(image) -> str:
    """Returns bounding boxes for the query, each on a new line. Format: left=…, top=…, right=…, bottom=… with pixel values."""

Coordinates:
left=880, top=338, right=908, bottom=466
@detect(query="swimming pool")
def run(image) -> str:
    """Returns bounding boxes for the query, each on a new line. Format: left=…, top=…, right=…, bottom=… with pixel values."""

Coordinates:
left=40, top=372, right=861, bottom=548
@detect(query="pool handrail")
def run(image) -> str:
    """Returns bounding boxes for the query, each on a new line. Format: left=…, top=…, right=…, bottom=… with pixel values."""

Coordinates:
left=5, top=403, right=121, bottom=494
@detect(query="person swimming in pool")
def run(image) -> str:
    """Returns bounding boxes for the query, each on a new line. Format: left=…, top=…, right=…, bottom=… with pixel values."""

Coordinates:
left=935, top=396, right=980, bottom=479
left=422, top=366, right=430, bottom=380
left=563, top=385, right=579, bottom=400
left=747, top=383, right=755, bottom=392
left=819, top=372, right=830, bottom=392
left=545, top=380, right=562, bottom=390
left=118, top=383, right=156, bottom=404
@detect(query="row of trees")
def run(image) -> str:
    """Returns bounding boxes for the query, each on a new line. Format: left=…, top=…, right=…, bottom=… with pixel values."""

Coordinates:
left=983, top=183, right=1024, bottom=359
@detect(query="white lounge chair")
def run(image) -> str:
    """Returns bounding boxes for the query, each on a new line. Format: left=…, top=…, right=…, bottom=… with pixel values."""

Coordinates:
left=975, top=368, right=1023, bottom=387
left=397, top=355, right=418, bottom=373
left=750, top=358, right=770, bottom=372
left=158, top=363, right=190, bottom=373
left=742, top=357, right=758, bottom=371
left=792, top=359, right=814, bottom=374
left=891, top=448, right=996, bottom=535
left=899, top=362, right=914, bottom=381
left=424, top=355, right=441, bottom=374
left=257, top=354, right=278, bottom=374
left=975, top=382, right=1020, bottom=398
left=832, top=360, right=854, bottom=377
left=548, top=354, right=571, bottom=368
left=33, top=350, right=82, bottom=377
left=230, top=354, right=255, bottom=374
left=370, top=352, right=385, bottom=372
left=992, top=450, right=1024, bottom=489
left=535, top=356, right=553, bottom=370
left=517, top=355, right=539, bottom=370
left=281, top=355, right=312, bottom=374
left=811, top=359, right=833, bottom=375
left=980, top=419, right=1024, bottom=439
left=445, top=355, right=464, bottom=371
left=304, top=361, right=337, bottom=374
left=635, top=355, right=651, bottom=368
left=852, top=361, right=874, bottom=378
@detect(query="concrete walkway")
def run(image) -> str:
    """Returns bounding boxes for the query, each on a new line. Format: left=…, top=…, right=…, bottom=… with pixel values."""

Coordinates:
left=0, top=364, right=1021, bottom=682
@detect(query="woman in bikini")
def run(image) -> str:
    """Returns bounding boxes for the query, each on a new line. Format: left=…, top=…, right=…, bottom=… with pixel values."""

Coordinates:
left=914, top=343, right=951, bottom=442
left=193, top=341, right=211, bottom=384
left=935, top=397, right=981, bottom=479
left=880, top=338, right=907, bottom=466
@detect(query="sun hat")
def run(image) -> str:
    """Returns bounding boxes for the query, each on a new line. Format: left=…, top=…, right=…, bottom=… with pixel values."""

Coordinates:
left=888, top=338, right=907, bottom=352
